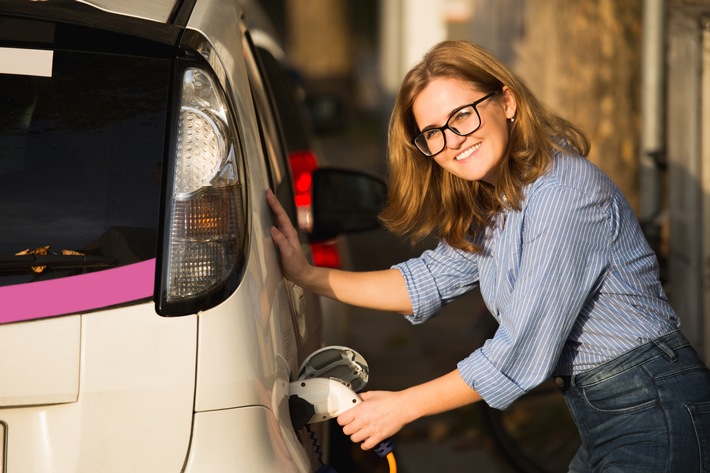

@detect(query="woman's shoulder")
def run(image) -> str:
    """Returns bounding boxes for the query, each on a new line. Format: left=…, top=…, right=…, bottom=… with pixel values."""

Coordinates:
left=532, top=149, right=615, bottom=198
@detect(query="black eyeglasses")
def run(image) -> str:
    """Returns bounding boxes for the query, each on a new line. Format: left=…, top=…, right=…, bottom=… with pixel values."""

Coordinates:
left=411, top=91, right=497, bottom=157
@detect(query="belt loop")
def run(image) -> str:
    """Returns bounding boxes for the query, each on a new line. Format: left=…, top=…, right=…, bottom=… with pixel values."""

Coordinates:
left=652, top=338, right=678, bottom=362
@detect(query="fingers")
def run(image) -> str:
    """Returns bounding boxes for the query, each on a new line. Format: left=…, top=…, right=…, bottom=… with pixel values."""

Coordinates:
left=337, top=393, right=396, bottom=451
left=359, top=391, right=372, bottom=401
left=266, top=189, right=313, bottom=284
left=340, top=423, right=385, bottom=451
left=269, top=225, right=287, bottom=247
left=266, top=189, right=299, bottom=242
left=339, top=416, right=375, bottom=449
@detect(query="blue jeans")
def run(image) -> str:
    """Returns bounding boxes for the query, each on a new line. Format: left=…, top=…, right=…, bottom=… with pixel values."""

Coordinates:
left=558, top=330, right=710, bottom=472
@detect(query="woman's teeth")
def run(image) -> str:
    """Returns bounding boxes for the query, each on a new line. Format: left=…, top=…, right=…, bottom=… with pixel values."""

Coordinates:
left=455, top=142, right=481, bottom=161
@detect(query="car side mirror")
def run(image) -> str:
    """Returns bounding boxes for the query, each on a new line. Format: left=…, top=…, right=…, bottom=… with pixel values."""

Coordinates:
left=310, top=168, right=387, bottom=242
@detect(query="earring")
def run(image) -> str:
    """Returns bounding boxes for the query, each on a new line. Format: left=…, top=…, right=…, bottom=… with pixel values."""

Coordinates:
left=509, top=117, right=515, bottom=123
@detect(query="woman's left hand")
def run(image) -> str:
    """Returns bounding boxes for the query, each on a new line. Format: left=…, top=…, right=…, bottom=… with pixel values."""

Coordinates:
left=337, top=390, right=413, bottom=450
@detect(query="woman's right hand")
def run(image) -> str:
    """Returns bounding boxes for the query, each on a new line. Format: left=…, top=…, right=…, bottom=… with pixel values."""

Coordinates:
left=266, top=189, right=313, bottom=285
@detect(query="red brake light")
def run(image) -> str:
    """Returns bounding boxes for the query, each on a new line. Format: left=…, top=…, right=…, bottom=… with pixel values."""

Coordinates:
left=310, top=241, right=341, bottom=268
left=289, top=151, right=318, bottom=208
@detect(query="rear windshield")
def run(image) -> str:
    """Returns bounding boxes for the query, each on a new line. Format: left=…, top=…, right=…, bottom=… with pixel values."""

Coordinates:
left=0, top=48, right=170, bottom=288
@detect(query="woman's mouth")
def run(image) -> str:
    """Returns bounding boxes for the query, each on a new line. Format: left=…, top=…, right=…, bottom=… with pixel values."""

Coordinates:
left=455, top=142, right=481, bottom=161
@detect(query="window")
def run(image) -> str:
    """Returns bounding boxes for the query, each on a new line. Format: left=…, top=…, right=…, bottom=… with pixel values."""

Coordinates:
left=0, top=49, right=170, bottom=287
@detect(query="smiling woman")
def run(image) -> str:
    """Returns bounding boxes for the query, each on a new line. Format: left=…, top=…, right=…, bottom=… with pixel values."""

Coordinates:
left=267, top=40, right=710, bottom=473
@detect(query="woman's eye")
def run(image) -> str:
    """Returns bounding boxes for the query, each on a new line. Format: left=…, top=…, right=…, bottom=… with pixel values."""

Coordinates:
left=424, top=129, right=440, bottom=140
left=452, top=109, right=473, bottom=123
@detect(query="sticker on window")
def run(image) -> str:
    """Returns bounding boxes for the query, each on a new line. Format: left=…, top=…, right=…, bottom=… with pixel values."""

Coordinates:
left=0, top=47, right=53, bottom=77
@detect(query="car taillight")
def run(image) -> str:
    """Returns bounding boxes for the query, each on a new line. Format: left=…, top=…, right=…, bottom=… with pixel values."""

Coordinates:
left=310, top=240, right=341, bottom=268
left=157, top=66, right=245, bottom=316
left=289, top=150, right=318, bottom=232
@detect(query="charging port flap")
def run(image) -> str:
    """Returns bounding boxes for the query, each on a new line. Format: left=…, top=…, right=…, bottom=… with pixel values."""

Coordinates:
left=297, top=345, right=369, bottom=392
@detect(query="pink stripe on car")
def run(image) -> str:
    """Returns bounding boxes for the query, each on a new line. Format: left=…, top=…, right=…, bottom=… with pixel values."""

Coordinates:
left=0, top=259, right=156, bottom=323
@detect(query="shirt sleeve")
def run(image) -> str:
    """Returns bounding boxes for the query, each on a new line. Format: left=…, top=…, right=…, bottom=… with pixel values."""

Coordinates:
left=458, top=182, right=610, bottom=410
left=393, top=240, right=479, bottom=322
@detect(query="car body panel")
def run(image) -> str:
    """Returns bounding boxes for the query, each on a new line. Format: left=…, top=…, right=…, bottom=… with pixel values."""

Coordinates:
left=0, top=304, right=196, bottom=473
left=77, top=0, right=177, bottom=23
left=0, top=315, right=80, bottom=406
left=184, top=407, right=310, bottom=473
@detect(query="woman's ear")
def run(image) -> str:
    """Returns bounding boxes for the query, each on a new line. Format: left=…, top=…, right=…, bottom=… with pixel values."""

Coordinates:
left=501, top=86, right=518, bottom=120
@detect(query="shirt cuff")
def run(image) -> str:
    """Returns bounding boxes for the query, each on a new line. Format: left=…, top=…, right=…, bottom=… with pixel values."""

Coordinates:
left=457, top=349, right=527, bottom=410
left=392, top=259, right=443, bottom=324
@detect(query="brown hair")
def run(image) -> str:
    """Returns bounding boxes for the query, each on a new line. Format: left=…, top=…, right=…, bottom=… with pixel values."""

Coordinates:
left=379, top=40, right=590, bottom=253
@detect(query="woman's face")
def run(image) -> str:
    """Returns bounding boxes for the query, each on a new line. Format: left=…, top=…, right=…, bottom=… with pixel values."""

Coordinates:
left=412, top=77, right=517, bottom=185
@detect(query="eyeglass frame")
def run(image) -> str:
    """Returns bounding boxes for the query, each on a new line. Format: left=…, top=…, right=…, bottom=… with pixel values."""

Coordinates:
left=410, top=91, right=498, bottom=157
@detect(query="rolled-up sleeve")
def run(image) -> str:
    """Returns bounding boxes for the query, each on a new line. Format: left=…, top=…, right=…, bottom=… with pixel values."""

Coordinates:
left=393, top=240, right=479, bottom=323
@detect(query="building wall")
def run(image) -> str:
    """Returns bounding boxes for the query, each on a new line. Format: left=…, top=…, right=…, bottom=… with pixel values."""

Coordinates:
left=666, top=0, right=710, bottom=360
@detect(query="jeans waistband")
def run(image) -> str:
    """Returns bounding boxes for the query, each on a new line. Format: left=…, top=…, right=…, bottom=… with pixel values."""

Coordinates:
left=554, top=330, right=690, bottom=391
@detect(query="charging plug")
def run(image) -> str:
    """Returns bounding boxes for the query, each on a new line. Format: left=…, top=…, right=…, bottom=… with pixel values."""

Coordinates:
left=289, top=378, right=394, bottom=459
left=289, top=377, right=361, bottom=425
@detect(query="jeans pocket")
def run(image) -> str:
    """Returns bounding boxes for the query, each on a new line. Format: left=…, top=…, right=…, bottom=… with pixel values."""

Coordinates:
left=686, top=401, right=710, bottom=472
left=582, top=371, right=657, bottom=413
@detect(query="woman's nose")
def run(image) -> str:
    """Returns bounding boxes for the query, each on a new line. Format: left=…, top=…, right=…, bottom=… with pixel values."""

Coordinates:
left=444, top=128, right=466, bottom=149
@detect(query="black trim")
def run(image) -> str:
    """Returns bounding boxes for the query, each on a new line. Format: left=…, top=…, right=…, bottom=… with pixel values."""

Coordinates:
left=170, top=0, right=198, bottom=27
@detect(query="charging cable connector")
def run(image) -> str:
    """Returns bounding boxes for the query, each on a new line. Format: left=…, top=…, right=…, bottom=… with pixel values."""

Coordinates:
left=289, top=377, right=361, bottom=425
left=289, top=378, right=397, bottom=473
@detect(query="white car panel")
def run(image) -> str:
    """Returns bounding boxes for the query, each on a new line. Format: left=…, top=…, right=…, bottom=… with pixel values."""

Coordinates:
left=1, top=304, right=196, bottom=472
left=184, top=407, right=310, bottom=473
left=0, top=315, right=79, bottom=406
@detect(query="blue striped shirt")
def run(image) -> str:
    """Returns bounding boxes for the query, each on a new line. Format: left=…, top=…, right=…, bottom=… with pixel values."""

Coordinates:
left=394, top=151, right=679, bottom=409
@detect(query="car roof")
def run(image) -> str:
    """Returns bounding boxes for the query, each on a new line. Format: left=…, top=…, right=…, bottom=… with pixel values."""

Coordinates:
left=0, top=0, right=194, bottom=46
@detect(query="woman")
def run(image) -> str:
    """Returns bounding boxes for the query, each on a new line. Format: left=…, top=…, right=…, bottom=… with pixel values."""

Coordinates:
left=267, top=40, right=710, bottom=472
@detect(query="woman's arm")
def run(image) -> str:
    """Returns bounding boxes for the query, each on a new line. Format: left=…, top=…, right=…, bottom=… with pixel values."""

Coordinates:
left=267, top=189, right=413, bottom=314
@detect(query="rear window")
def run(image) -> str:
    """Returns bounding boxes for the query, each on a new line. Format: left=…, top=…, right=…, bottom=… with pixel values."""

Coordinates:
left=0, top=48, right=170, bottom=289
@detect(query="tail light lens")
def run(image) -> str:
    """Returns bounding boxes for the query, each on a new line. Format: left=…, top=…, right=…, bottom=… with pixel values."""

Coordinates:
left=289, top=150, right=318, bottom=233
left=157, top=66, right=246, bottom=315
left=310, top=240, right=341, bottom=268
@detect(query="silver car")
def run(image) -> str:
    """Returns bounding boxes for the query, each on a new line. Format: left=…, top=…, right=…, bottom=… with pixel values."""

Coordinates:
left=0, top=1, right=384, bottom=471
